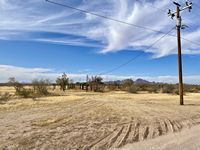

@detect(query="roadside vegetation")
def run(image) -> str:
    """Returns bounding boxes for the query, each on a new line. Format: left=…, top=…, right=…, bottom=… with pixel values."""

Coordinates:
left=0, top=92, right=12, bottom=104
left=0, top=74, right=200, bottom=104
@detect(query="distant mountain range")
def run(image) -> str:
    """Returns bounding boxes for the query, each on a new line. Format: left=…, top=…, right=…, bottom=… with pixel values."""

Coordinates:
left=135, top=78, right=152, bottom=84
left=105, top=78, right=153, bottom=84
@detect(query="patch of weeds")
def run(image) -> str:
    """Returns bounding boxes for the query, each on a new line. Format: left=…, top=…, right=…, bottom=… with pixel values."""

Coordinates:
left=0, top=92, right=12, bottom=104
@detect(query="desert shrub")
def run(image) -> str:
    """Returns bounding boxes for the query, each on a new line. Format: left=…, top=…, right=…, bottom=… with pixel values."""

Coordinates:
left=147, top=86, right=158, bottom=93
left=137, top=84, right=148, bottom=91
left=196, top=85, right=200, bottom=92
left=121, top=79, right=134, bottom=91
left=195, top=86, right=200, bottom=93
left=16, top=88, right=34, bottom=98
left=173, top=88, right=180, bottom=95
left=136, top=84, right=158, bottom=93
left=0, top=92, right=12, bottom=104
left=162, top=84, right=176, bottom=94
left=32, top=79, right=50, bottom=96
left=184, top=85, right=200, bottom=93
left=162, top=84, right=182, bottom=95
left=107, top=84, right=119, bottom=91
left=128, top=85, right=139, bottom=94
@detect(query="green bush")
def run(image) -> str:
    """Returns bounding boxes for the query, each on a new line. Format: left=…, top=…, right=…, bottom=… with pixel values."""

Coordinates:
left=162, top=84, right=176, bottom=94
left=16, top=88, right=34, bottom=98
left=184, top=85, right=200, bottom=93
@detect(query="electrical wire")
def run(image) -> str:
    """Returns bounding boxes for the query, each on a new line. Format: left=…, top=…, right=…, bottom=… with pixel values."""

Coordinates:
left=45, top=0, right=200, bottom=75
left=45, top=0, right=200, bottom=47
left=97, top=27, right=176, bottom=75
left=45, top=0, right=170, bottom=35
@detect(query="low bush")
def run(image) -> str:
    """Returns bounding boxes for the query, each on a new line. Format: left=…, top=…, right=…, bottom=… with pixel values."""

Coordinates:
left=162, top=84, right=176, bottom=94
left=162, top=84, right=181, bottom=95
left=173, top=88, right=180, bottom=95
left=32, top=79, right=50, bottom=96
left=0, top=92, right=12, bottom=104
left=147, top=86, right=158, bottom=93
left=107, top=84, right=119, bottom=91
left=128, top=85, right=139, bottom=94
left=121, top=79, right=134, bottom=91
left=184, top=85, right=200, bottom=93
left=16, top=88, right=34, bottom=98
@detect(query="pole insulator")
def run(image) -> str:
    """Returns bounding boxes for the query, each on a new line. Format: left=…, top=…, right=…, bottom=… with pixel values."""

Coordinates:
left=176, top=17, right=182, bottom=28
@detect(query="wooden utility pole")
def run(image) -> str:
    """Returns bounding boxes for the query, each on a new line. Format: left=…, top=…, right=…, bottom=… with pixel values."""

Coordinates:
left=176, top=6, right=184, bottom=105
left=168, top=1, right=193, bottom=105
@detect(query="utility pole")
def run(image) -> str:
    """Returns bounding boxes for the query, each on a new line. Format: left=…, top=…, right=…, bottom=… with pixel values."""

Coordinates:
left=168, top=1, right=192, bottom=105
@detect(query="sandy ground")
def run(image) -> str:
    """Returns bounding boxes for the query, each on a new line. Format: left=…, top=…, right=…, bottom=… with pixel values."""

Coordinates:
left=118, top=125, right=200, bottom=150
left=1, top=90, right=200, bottom=150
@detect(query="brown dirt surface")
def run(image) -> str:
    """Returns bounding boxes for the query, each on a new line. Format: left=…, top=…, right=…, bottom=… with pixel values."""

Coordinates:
left=1, top=90, right=200, bottom=150
left=117, top=125, right=200, bottom=150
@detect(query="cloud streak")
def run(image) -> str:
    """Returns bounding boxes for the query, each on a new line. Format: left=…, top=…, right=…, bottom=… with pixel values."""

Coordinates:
left=0, top=0, right=200, bottom=57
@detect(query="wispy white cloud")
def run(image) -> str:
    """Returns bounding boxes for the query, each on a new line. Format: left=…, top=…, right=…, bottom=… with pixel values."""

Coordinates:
left=0, top=65, right=199, bottom=84
left=0, top=65, right=60, bottom=83
left=0, top=0, right=200, bottom=57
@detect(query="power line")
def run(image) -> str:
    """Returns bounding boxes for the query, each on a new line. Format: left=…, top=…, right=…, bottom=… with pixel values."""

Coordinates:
left=45, top=0, right=200, bottom=48
left=98, top=27, right=175, bottom=75
left=45, top=0, right=200, bottom=75
left=45, top=0, right=171, bottom=35
left=181, top=37, right=200, bottom=47
left=133, top=1, right=200, bottom=46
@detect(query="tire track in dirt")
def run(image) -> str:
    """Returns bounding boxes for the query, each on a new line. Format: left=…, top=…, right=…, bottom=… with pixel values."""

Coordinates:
left=87, top=116, right=200, bottom=150
left=10, top=97, right=200, bottom=150
left=112, top=124, right=132, bottom=148
left=126, top=122, right=140, bottom=143
left=90, top=126, right=124, bottom=150
left=89, top=122, right=141, bottom=150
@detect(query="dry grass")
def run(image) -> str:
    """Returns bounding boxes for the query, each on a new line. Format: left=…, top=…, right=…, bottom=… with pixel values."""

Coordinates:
left=0, top=88, right=200, bottom=150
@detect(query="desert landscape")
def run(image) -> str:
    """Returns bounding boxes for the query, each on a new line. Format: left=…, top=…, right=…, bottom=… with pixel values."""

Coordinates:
left=1, top=86, right=200, bottom=150
left=1, top=0, right=200, bottom=149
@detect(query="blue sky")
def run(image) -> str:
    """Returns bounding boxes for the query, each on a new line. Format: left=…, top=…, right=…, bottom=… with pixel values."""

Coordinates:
left=0, top=0, right=200, bottom=83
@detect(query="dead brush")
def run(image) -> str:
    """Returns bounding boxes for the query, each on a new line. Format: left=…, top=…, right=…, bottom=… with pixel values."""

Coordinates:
left=0, top=92, right=12, bottom=104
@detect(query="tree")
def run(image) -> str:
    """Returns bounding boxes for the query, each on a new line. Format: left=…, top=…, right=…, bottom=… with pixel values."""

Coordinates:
left=8, top=77, right=23, bottom=92
left=121, top=79, right=134, bottom=91
left=89, top=76, right=103, bottom=92
left=56, top=73, right=69, bottom=91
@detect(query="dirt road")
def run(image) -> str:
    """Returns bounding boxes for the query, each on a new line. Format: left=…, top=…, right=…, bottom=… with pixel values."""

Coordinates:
left=118, top=125, right=200, bottom=150
left=1, top=91, right=200, bottom=149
